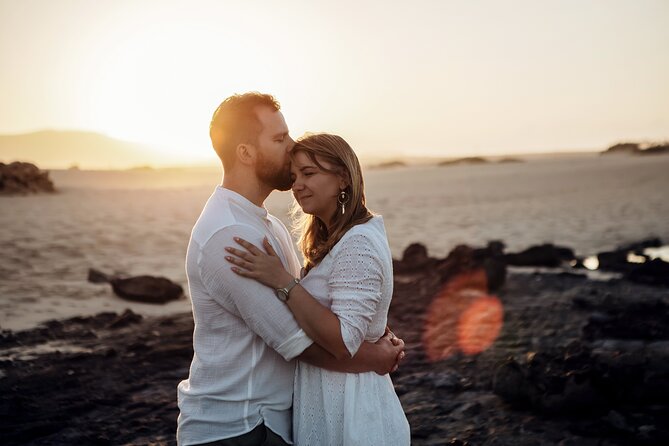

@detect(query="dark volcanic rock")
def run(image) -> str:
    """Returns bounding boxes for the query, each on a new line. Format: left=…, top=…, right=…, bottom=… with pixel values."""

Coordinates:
left=504, top=244, right=575, bottom=267
left=88, top=268, right=112, bottom=284
left=493, top=339, right=669, bottom=419
left=438, top=156, right=489, bottom=166
left=434, top=242, right=507, bottom=290
left=88, top=269, right=184, bottom=304
left=596, top=238, right=661, bottom=273
left=107, top=309, right=143, bottom=329
left=0, top=161, right=55, bottom=195
left=0, top=311, right=194, bottom=446
left=601, top=142, right=640, bottom=155
left=582, top=299, right=669, bottom=341
left=110, top=276, right=183, bottom=304
left=475, top=241, right=507, bottom=291
left=626, top=258, right=669, bottom=287
left=639, top=143, right=669, bottom=155
left=594, top=238, right=668, bottom=286
left=493, top=343, right=603, bottom=414
left=5, top=239, right=669, bottom=445
left=597, top=250, right=637, bottom=273
left=618, top=238, right=662, bottom=253
left=393, top=243, right=437, bottom=273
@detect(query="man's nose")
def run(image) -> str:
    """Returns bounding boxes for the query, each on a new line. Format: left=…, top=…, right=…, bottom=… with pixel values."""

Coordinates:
left=287, top=136, right=295, bottom=152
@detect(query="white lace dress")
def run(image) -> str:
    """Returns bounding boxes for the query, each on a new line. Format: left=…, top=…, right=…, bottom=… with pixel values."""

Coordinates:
left=293, top=216, right=410, bottom=446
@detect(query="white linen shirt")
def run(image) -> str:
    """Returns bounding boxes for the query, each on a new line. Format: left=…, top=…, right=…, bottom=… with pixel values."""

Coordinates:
left=177, top=187, right=313, bottom=446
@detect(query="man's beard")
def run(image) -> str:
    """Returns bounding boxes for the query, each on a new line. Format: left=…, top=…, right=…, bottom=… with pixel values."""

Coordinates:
left=256, top=151, right=293, bottom=191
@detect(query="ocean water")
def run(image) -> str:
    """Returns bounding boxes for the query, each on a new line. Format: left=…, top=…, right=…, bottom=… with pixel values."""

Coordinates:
left=1, top=153, right=668, bottom=330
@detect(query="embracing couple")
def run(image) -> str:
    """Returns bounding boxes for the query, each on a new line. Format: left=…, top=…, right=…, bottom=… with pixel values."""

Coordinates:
left=177, top=92, right=410, bottom=445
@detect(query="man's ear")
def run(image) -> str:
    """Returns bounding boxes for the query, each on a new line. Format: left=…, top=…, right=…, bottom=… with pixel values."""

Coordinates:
left=236, top=143, right=256, bottom=166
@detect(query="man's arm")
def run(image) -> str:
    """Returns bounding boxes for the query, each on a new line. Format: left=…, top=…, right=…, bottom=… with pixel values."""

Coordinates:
left=298, top=330, right=405, bottom=375
left=200, top=226, right=314, bottom=361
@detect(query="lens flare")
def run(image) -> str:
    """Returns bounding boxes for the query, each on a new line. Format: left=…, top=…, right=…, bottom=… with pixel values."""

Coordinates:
left=422, top=268, right=504, bottom=361
left=457, top=296, right=503, bottom=355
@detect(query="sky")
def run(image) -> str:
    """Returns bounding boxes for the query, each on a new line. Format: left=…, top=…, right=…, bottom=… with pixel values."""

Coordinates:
left=1, top=0, right=668, bottom=165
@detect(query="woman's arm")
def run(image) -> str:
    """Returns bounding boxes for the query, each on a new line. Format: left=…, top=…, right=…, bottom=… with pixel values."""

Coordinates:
left=225, top=236, right=353, bottom=359
left=299, top=332, right=405, bottom=374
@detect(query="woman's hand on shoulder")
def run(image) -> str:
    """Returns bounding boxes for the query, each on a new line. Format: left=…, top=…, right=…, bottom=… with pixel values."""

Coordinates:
left=225, top=237, right=294, bottom=290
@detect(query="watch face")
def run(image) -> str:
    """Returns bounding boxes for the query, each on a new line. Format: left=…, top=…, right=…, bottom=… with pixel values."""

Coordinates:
left=277, top=290, right=288, bottom=302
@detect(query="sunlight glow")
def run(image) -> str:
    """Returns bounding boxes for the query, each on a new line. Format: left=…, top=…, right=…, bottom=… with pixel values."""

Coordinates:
left=1, top=0, right=668, bottom=168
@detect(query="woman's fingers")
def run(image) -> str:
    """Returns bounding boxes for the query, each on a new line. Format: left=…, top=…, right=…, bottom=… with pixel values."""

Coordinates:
left=262, top=237, right=278, bottom=256
left=225, top=246, right=254, bottom=261
left=234, top=237, right=262, bottom=255
left=230, top=266, right=254, bottom=277
left=225, top=255, right=252, bottom=270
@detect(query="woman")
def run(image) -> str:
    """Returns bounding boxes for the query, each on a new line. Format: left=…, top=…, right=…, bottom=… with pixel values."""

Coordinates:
left=225, top=133, right=410, bottom=445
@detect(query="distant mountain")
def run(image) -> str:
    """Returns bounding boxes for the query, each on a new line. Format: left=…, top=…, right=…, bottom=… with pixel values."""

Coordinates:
left=0, top=130, right=163, bottom=169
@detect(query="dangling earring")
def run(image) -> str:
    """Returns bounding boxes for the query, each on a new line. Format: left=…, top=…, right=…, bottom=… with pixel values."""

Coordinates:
left=338, top=190, right=349, bottom=215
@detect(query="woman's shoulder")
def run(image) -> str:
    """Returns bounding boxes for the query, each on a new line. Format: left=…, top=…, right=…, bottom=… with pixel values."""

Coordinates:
left=330, top=216, right=387, bottom=254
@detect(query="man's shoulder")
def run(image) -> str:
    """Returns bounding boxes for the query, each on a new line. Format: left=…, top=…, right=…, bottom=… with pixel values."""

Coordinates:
left=191, top=194, right=262, bottom=247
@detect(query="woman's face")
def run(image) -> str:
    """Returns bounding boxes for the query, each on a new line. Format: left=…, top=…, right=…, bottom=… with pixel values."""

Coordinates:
left=290, top=151, right=345, bottom=224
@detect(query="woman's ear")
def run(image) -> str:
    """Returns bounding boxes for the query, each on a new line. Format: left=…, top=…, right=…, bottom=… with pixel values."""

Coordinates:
left=338, top=173, right=350, bottom=191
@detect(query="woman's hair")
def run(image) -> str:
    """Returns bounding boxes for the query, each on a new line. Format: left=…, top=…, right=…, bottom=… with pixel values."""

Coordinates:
left=291, top=133, right=373, bottom=271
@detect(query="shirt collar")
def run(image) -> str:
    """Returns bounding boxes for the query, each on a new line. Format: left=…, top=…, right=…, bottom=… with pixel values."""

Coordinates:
left=216, top=186, right=269, bottom=219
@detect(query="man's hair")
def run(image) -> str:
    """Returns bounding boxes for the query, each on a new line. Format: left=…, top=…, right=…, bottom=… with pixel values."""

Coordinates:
left=209, top=92, right=281, bottom=171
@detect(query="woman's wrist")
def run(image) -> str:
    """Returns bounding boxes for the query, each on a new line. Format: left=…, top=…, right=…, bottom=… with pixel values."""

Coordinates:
left=275, top=271, right=296, bottom=289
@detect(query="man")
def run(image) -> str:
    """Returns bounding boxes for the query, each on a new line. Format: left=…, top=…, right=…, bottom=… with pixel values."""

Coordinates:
left=177, top=92, right=404, bottom=446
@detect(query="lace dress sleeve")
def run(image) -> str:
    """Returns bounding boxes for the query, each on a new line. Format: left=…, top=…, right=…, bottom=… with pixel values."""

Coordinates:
left=328, top=232, right=383, bottom=357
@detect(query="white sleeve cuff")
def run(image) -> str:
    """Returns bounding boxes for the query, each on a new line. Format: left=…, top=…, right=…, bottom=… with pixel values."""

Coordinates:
left=275, top=328, right=314, bottom=361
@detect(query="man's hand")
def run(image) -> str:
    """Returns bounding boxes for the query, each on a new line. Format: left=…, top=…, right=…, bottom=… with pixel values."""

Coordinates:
left=373, top=328, right=406, bottom=375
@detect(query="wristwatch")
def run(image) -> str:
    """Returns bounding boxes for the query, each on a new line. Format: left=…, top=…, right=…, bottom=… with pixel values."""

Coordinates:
left=276, top=278, right=300, bottom=302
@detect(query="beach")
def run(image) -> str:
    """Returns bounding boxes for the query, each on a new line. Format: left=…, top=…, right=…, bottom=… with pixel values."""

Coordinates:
left=1, top=153, right=668, bottom=331
left=1, top=153, right=669, bottom=445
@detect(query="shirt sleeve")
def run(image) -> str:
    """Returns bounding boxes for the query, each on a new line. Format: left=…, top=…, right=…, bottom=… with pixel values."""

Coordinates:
left=198, top=224, right=313, bottom=361
left=328, top=232, right=383, bottom=357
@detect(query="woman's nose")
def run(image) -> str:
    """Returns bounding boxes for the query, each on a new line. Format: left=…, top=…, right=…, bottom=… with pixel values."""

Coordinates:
left=292, top=178, right=303, bottom=191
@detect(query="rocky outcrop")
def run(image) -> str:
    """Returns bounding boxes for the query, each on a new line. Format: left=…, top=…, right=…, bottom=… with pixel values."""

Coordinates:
left=503, top=243, right=575, bottom=267
left=438, top=157, right=489, bottom=166
left=596, top=238, right=661, bottom=273
left=87, top=268, right=184, bottom=304
left=0, top=161, right=55, bottom=195
left=626, top=258, right=669, bottom=287
left=393, top=243, right=438, bottom=274
left=601, top=142, right=640, bottom=155
left=639, top=143, right=669, bottom=155
left=601, top=141, right=669, bottom=156
left=394, top=241, right=507, bottom=292
left=594, top=238, right=669, bottom=286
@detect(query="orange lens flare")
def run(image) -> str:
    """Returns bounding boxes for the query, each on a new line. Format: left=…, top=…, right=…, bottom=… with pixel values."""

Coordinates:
left=457, top=296, right=503, bottom=355
left=422, top=269, right=504, bottom=361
